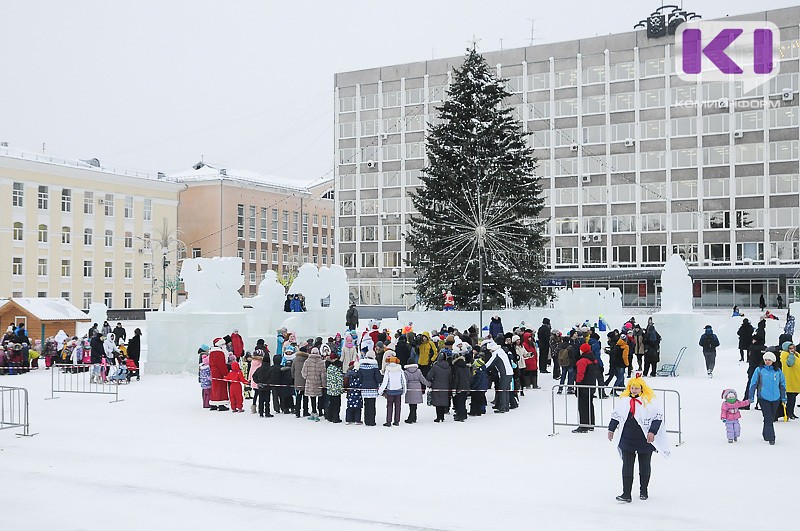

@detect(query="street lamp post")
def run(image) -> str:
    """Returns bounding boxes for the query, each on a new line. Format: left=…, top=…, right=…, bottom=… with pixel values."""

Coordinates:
left=161, top=248, right=169, bottom=311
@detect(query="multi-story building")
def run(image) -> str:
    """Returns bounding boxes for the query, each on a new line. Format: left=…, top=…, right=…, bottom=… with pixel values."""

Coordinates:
left=335, top=6, right=800, bottom=309
left=0, top=146, right=182, bottom=311
left=172, top=163, right=334, bottom=297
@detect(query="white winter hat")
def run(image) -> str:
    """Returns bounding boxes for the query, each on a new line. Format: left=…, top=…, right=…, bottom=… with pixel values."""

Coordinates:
left=763, top=352, right=777, bottom=363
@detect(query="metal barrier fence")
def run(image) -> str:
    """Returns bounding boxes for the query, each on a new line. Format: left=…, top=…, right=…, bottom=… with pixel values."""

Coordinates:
left=0, top=385, right=34, bottom=436
left=550, top=384, right=683, bottom=445
left=48, top=364, right=124, bottom=403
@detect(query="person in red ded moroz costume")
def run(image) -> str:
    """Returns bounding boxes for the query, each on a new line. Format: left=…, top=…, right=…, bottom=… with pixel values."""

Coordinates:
left=209, top=338, right=230, bottom=411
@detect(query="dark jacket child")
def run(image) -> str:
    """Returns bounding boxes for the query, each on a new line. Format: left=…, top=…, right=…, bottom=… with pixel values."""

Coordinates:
left=267, top=353, right=294, bottom=414
left=344, top=361, right=363, bottom=424
left=251, top=360, right=273, bottom=417
left=469, top=356, right=490, bottom=416
left=451, top=355, right=472, bottom=421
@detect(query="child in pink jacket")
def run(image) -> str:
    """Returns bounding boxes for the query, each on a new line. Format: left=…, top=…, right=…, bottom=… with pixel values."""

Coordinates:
left=720, top=388, right=750, bottom=443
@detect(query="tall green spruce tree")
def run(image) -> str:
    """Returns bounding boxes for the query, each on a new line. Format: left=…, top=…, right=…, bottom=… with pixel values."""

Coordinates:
left=407, top=47, right=547, bottom=310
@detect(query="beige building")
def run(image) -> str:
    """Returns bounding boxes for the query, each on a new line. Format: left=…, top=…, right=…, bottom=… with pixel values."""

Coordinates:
left=172, top=163, right=334, bottom=297
left=0, top=146, right=182, bottom=310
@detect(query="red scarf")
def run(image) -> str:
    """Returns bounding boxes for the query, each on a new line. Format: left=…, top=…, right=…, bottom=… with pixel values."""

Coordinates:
left=629, top=396, right=642, bottom=415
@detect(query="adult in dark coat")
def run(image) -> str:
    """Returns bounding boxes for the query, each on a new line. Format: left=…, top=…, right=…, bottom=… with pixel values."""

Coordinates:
left=126, top=328, right=142, bottom=380
left=537, top=318, right=552, bottom=373
left=427, top=355, right=452, bottom=422
left=573, top=344, right=599, bottom=432
left=112, top=323, right=127, bottom=344
left=736, top=319, right=754, bottom=362
left=395, top=335, right=411, bottom=367
left=642, top=322, right=661, bottom=377
left=345, top=304, right=359, bottom=330
left=753, top=319, right=767, bottom=344
left=90, top=333, right=105, bottom=364
left=742, top=338, right=765, bottom=410
left=488, top=316, right=504, bottom=339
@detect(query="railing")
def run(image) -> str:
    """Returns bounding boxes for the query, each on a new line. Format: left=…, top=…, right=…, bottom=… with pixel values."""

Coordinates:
left=48, top=364, right=124, bottom=403
left=550, top=384, right=682, bottom=445
left=0, top=385, right=34, bottom=436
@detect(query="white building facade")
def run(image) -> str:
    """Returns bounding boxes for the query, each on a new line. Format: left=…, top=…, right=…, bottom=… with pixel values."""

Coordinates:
left=335, top=7, right=800, bottom=309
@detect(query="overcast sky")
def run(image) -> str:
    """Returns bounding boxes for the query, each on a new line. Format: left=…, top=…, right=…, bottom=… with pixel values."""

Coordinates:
left=1, top=0, right=797, bottom=183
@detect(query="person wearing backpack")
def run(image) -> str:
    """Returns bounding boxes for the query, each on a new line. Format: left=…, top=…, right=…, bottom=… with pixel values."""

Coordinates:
left=556, top=333, right=574, bottom=394
left=573, top=343, right=599, bottom=433
left=699, top=325, right=721, bottom=378
left=748, top=352, right=787, bottom=445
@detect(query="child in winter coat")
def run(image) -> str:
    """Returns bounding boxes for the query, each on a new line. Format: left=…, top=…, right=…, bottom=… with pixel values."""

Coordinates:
left=224, top=361, right=249, bottom=412
left=344, top=361, right=363, bottom=424
left=199, top=355, right=211, bottom=408
left=378, top=355, right=407, bottom=426
left=720, top=388, right=749, bottom=443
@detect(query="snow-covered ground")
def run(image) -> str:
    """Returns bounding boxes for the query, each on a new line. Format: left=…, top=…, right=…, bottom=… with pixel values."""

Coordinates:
left=2, top=312, right=797, bottom=530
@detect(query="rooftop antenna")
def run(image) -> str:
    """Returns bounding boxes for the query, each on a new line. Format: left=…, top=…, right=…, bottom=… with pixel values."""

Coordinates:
left=528, top=18, right=543, bottom=46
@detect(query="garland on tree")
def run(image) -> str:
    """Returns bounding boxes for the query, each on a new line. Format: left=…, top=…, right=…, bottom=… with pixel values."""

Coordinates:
left=406, top=47, right=548, bottom=310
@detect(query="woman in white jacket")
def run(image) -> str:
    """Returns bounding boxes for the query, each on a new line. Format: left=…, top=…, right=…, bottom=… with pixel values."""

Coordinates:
left=378, top=355, right=407, bottom=427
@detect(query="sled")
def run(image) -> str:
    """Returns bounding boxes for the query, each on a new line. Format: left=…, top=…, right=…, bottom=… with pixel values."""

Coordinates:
left=656, top=346, right=687, bottom=377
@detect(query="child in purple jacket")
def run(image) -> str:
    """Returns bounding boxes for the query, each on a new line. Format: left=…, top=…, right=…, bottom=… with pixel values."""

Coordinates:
left=720, top=388, right=749, bottom=443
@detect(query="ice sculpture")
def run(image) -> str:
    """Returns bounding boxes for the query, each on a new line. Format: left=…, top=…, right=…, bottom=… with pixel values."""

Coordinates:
left=250, top=270, right=286, bottom=312
left=174, top=257, right=244, bottom=314
left=660, top=255, right=693, bottom=314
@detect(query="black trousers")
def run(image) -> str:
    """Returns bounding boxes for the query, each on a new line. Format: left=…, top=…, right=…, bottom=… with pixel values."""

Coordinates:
left=435, top=405, right=448, bottom=421
left=407, top=403, right=418, bottom=422
left=469, top=391, right=486, bottom=415
left=279, top=395, right=293, bottom=413
left=363, top=398, right=377, bottom=426
left=257, top=389, right=271, bottom=415
left=643, top=361, right=657, bottom=377
left=621, top=450, right=652, bottom=497
left=539, top=348, right=549, bottom=372
left=577, top=386, right=595, bottom=427
left=787, top=392, right=798, bottom=418
left=325, top=395, right=341, bottom=421
left=294, top=391, right=308, bottom=417
left=453, top=393, right=468, bottom=420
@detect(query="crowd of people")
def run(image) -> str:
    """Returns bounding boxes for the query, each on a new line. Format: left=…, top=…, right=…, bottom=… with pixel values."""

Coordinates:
left=0, top=320, right=141, bottom=383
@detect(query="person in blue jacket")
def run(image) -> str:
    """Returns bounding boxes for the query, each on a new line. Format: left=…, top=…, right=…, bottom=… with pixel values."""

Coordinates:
left=588, top=333, right=608, bottom=398
left=699, top=325, right=721, bottom=378
left=748, top=351, right=787, bottom=445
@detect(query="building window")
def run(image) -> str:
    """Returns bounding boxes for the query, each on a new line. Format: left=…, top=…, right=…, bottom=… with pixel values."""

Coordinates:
left=237, top=204, right=245, bottom=239
left=340, top=253, right=355, bottom=267
left=124, top=262, right=132, bottom=279
left=12, top=257, right=23, bottom=275
left=61, top=291, right=70, bottom=302
left=124, top=196, right=133, bottom=218
left=143, top=199, right=152, bottom=221
left=38, top=224, right=48, bottom=243
left=272, top=209, right=279, bottom=241
left=61, top=189, right=72, bottom=212
left=705, top=243, right=731, bottom=263
left=249, top=249, right=256, bottom=261
left=84, top=191, right=94, bottom=215
left=641, top=245, right=667, bottom=264
left=237, top=249, right=244, bottom=259
left=322, top=252, right=328, bottom=265
left=272, top=251, right=278, bottom=263
left=124, top=292, right=132, bottom=309
left=192, top=248, right=202, bottom=258
left=83, top=260, right=93, bottom=277
left=361, top=252, right=377, bottom=268
left=672, top=244, right=698, bottom=265
left=37, top=291, right=47, bottom=298
left=613, top=246, right=637, bottom=265
left=12, top=222, right=23, bottom=241
left=83, top=292, right=92, bottom=309
left=293, top=212, right=299, bottom=244
left=38, top=258, right=48, bottom=276
left=248, top=205, right=256, bottom=239
left=104, top=292, right=112, bottom=308
left=143, top=233, right=151, bottom=251
left=143, top=262, right=152, bottom=279
left=61, top=259, right=71, bottom=277
left=261, top=208, right=267, bottom=241
left=38, top=185, right=49, bottom=209
left=62, top=226, right=71, bottom=244
left=143, top=293, right=151, bottom=309
left=12, top=182, right=24, bottom=207
left=124, top=231, right=132, bottom=248
left=105, top=230, right=114, bottom=247
left=84, top=228, right=93, bottom=245
left=312, top=235, right=318, bottom=245
left=104, top=194, right=114, bottom=216
left=282, top=211, right=289, bottom=242
left=322, top=215, right=328, bottom=228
